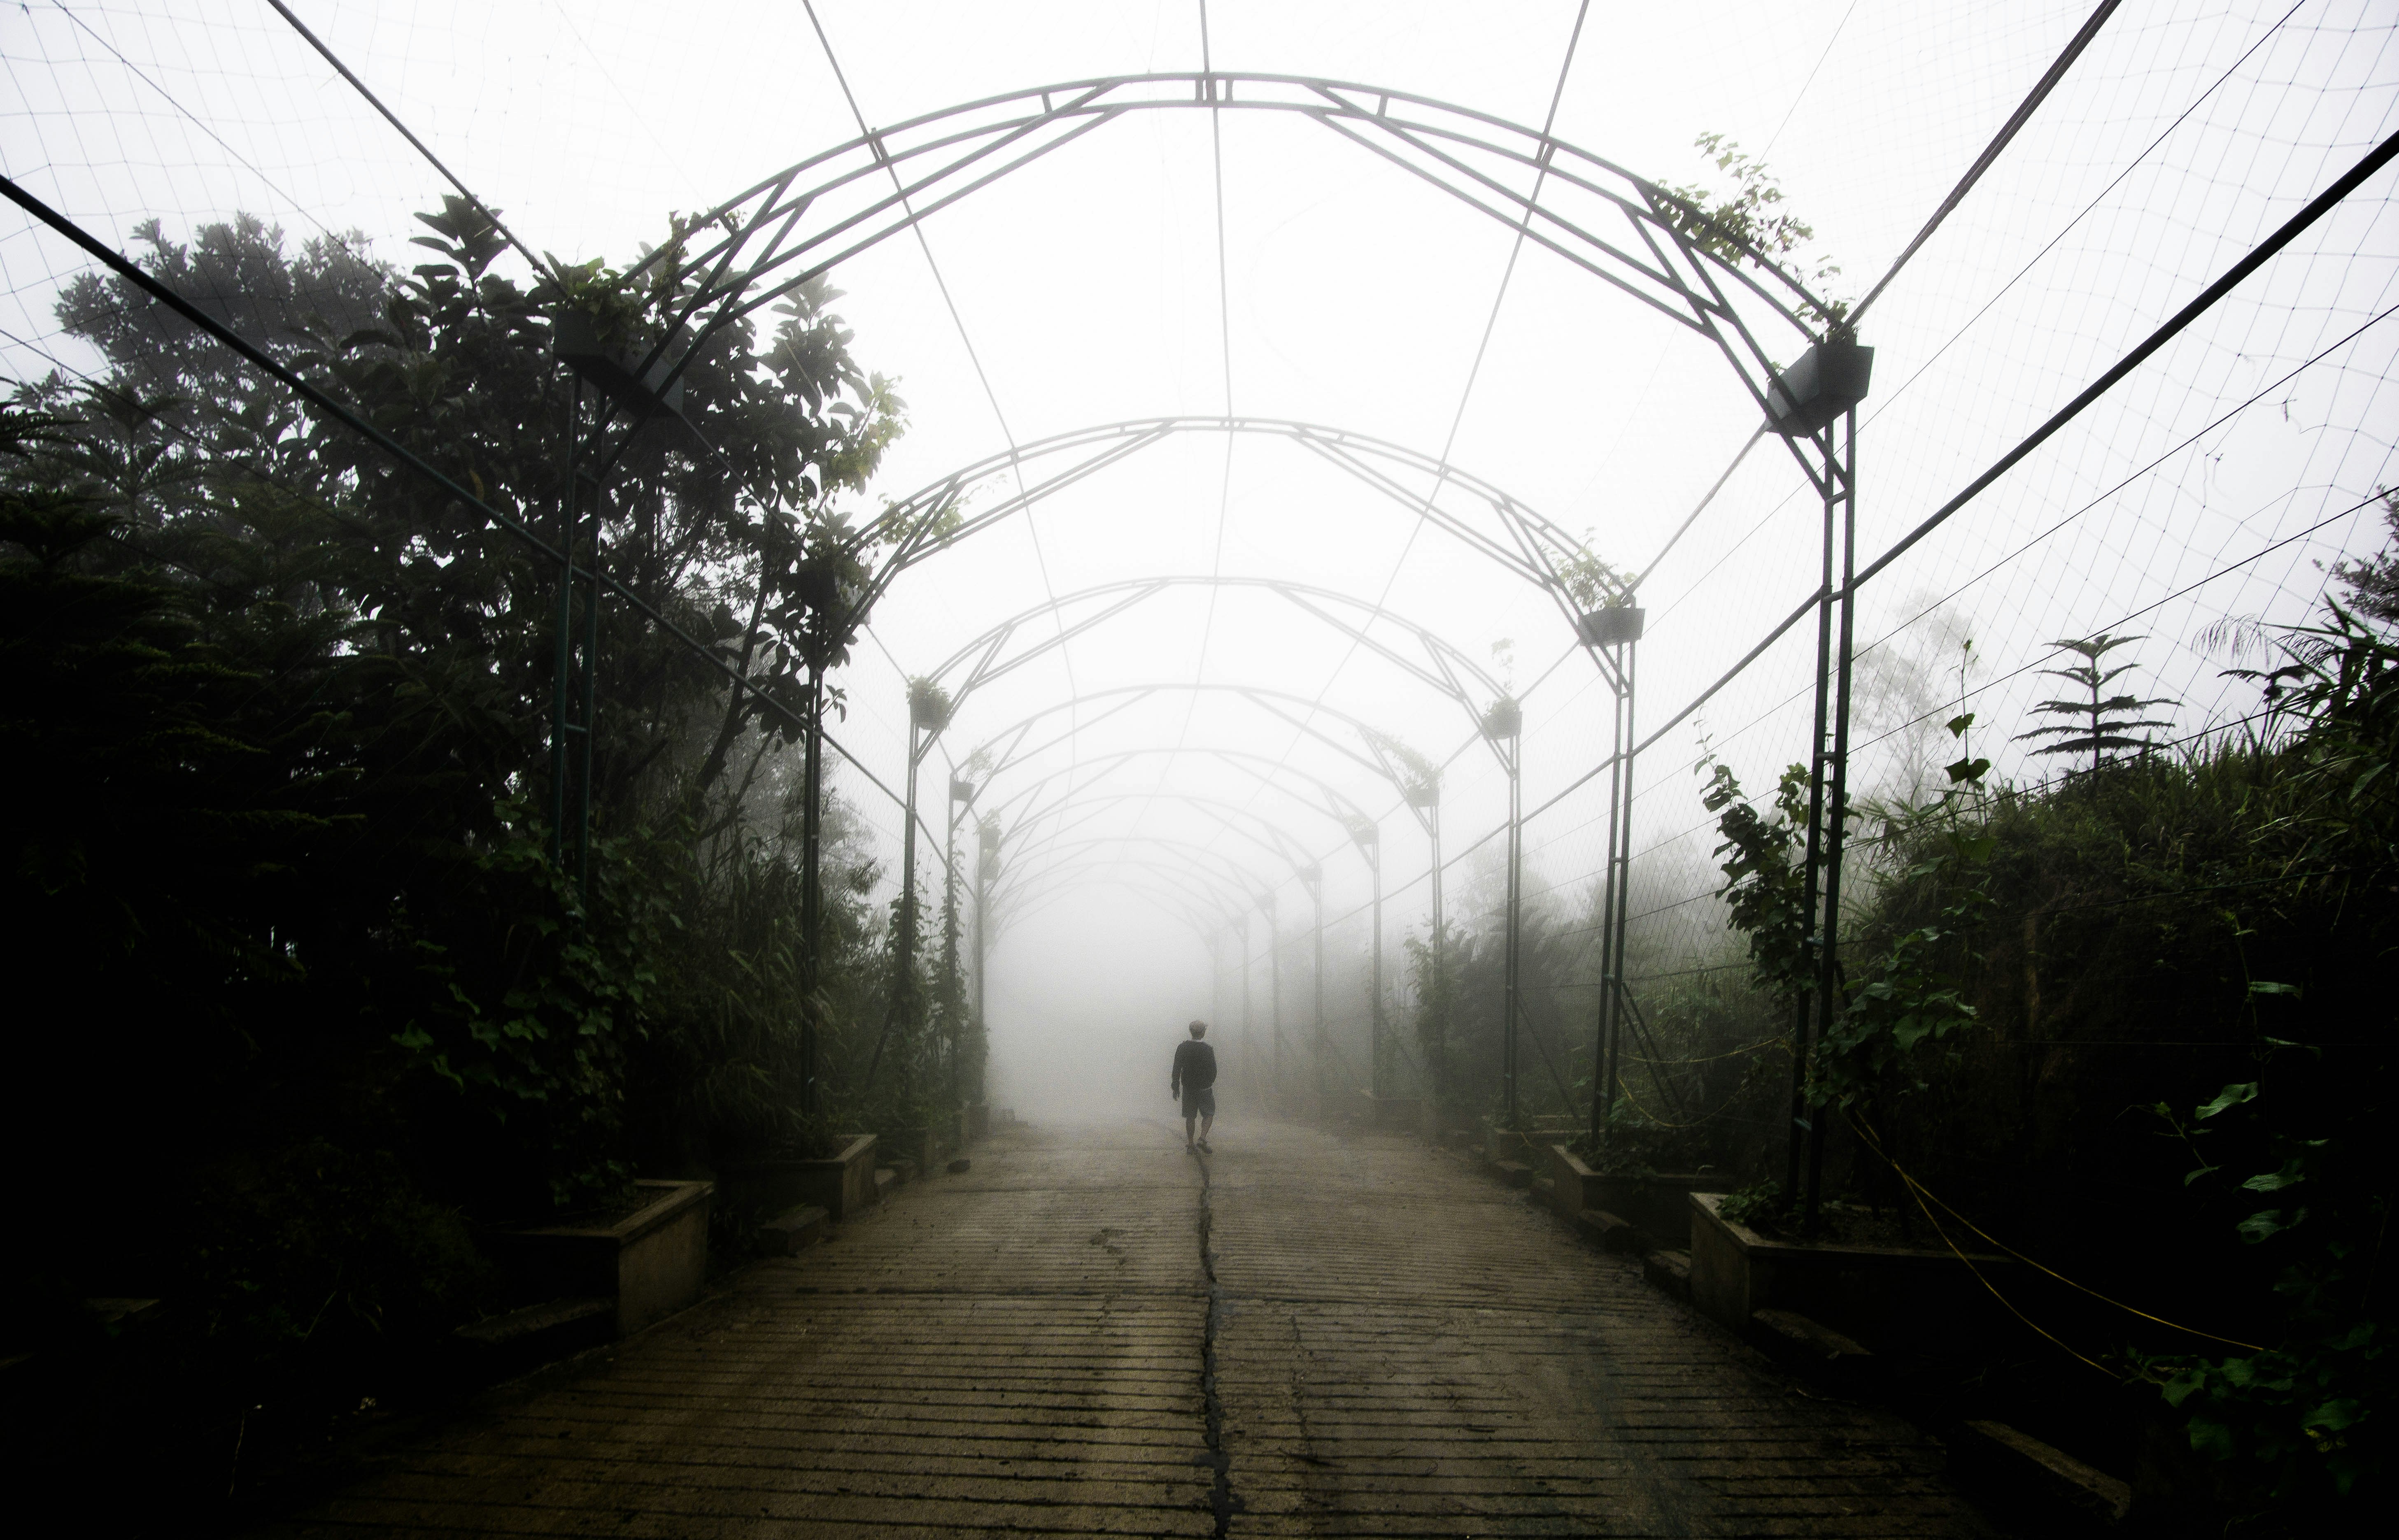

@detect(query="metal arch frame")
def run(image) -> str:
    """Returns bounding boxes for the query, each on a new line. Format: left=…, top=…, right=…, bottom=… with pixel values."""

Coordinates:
left=997, top=787, right=1366, bottom=1108
left=838, top=419, right=1637, bottom=681
left=1000, top=791, right=1330, bottom=886
left=888, top=574, right=1514, bottom=1113
left=994, top=830, right=1320, bottom=1095
left=922, top=574, right=1515, bottom=742
left=970, top=747, right=1380, bottom=1111
left=619, top=72, right=1838, bottom=460
left=978, top=745, right=1379, bottom=867
left=957, top=680, right=1434, bottom=1096
left=891, top=572, right=1504, bottom=943
left=588, top=74, right=1864, bottom=1143
left=958, top=682, right=1425, bottom=822
left=983, top=860, right=1271, bottom=1103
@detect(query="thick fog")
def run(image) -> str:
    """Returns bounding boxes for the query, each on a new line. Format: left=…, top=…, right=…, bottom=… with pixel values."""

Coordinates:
left=7, top=1, right=2392, bottom=1122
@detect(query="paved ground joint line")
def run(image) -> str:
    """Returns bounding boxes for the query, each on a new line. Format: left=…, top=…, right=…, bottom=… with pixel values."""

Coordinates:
left=1195, top=1147, right=1239, bottom=1535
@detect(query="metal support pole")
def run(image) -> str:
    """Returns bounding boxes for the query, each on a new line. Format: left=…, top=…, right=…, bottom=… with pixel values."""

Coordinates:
left=1368, top=839, right=1385, bottom=1100
left=1591, top=650, right=1629, bottom=1148
left=867, top=722, right=925, bottom=1092
left=1238, top=912, right=1254, bottom=1104
left=1785, top=429, right=1842, bottom=1205
left=800, top=663, right=825, bottom=1119
left=1427, top=801, right=1444, bottom=1104
left=897, top=728, right=922, bottom=1046
left=944, top=784, right=961, bottom=1117
left=547, top=378, right=582, bottom=871
left=1308, top=868, right=1326, bottom=1114
left=1502, top=749, right=1523, bottom=1126
left=573, top=470, right=602, bottom=897
left=1269, top=896, right=1284, bottom=1103
left=1610, top=642, right=1641, bottom=1131
left=1806, top=408, right=1859, bottom=1226
left=975, top=819, right=996, bottom=1106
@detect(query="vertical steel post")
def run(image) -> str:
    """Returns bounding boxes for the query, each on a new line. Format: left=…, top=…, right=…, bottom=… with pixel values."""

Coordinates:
left=800, top=662, right=826, bottom=1119
left=975, top=818, right=995, bottom=1106
left=1268, top=893, right=1284, bottom=1101
left=895, top=725, right=922, bottom=1069
left=573, top=470, right=601, bottom=898
left=548, top=378, right=582, bottom=870
left=1368, top=836, right=1385, bottom=1100
left=1238, top=911, right=1253, bottom=1103
left=1590, top=651, right=1628, bottom=1148
left=1785, top=428, right=1842, bottom=1203
left=1806, top=408, right=1859, bottom=1225
left=1308, top=867, right=1326, bottom=1114
left=1609, top=642, right=1641, bottom=1130
left=1502, top=745, right=1523, bottom=1126
left=1427, top=799, right=1444, bottom=1105
left=944, top=782, right=961, bottom=1116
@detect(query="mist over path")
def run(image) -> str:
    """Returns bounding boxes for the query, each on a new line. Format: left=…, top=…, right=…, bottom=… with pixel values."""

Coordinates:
left=258, top=1124, right=2007, bottom=1538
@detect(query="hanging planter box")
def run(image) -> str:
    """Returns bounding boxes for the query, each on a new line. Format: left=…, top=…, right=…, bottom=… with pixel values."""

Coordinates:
left=1688, top=1192, right=2015, bottom=1353
left=1763, top=337, right=1874, bottom=437
left=494, top=1179, right=714, bottom=1338
left=1480, top=698, right=1522, bottom=741
left=1576, top=606, right=1646, bottom=647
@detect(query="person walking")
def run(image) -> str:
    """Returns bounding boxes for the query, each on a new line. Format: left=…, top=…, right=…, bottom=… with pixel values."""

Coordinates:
left=1172, top=1019, right=1217, bottom=1154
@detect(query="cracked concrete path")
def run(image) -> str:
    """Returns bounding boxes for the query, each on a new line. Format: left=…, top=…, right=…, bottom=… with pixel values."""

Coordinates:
left=257, top=1120, right=2008, bottom=1538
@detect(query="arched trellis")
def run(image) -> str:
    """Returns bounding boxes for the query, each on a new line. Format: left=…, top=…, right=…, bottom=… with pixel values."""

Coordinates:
left=955, top=682, right=1441, bottom=1099
left=997, top=826, right=1332, bottom=1103
left=1000, top=788, right=1378, bottom=1111
left=624, top=73, right=1840, bottom=446
left=949, top=737, right=1381, bottom=1109
left=575, top=73, right=1868, bottom=1145
left=897, top=575, right=1535, bottom=1109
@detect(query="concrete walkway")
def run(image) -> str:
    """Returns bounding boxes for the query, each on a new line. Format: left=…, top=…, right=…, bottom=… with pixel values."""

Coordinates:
left=262, top=1120, right=2009, bottom=1538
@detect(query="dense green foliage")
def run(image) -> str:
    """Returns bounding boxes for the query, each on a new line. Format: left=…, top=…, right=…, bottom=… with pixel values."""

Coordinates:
left=1684, top=521, right=2399, bottom=1526
left=0, top=205, right=971, bottom=1509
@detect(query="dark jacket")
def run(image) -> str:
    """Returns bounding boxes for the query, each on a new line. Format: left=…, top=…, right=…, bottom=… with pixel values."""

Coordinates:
left=1171, top=1040, right=1217, bottom=1093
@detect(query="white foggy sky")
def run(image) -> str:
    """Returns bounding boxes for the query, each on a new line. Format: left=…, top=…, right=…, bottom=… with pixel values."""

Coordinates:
left=5, top=2, right=2397, bottom=1118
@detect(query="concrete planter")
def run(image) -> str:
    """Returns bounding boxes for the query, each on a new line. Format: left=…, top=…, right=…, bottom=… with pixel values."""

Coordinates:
left=792, top=1134, right=879, bottom=1220
left=1543, top=1152, right=1716, bottom=1245
left=499, top=1179, right=713, bottom=1337
left=1688, top=1192, right=2012, bottom=1352
left=881, top=1126, right=936, bottom=1175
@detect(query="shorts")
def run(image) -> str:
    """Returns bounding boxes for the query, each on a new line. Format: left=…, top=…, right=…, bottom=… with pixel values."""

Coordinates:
left=1181, top=1086, right=1216, bottom=1119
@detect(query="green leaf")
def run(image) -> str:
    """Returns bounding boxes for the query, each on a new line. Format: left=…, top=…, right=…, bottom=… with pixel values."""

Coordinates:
left=2196, top=1082, right=2259, bottom=1120
left=2240, top=1159, right=2305, bottom=1192
left=2245, top=980, right=2302, bottom=998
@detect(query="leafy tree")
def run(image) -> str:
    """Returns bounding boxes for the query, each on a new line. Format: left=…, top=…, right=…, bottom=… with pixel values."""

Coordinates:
left=1, top=194, right=915, bottom=1507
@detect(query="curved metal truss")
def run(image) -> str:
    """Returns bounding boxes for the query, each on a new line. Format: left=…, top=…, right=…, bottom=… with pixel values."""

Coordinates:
left=960, top=681, right=1435, bottom=826
left=848, top=418, right=1633, bottom=679
left=568, top=73, right=1865, bottom=1138
left=625, top=72, right=1837, bottom=431
left=925, top=573, right=1512, bottom=751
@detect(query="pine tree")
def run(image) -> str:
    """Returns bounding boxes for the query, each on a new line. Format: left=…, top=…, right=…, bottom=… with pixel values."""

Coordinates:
left=2013, top=634, right=2178, bottom=777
